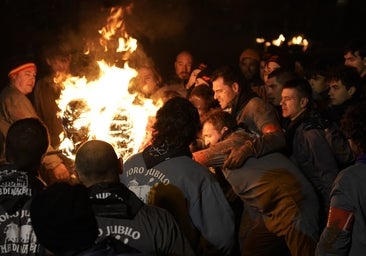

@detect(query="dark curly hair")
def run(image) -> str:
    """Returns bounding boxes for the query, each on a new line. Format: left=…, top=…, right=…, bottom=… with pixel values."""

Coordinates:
left=152, top=97, right=201, bottom=148
left=340, top=102, right=366, bottom=153
left=202, top=109, right=237, bottom=134
left=327, top=65, right=361, bottom=91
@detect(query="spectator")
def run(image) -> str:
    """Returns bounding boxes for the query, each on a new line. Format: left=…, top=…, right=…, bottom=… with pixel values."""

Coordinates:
left=185, top=63, right=212, bottom=97
left=199, top=109, right=244, bottom=255
left=188, top=84, right=220, bottom=124
left=30, top=181, right=144, bottom=255
left=322, top=65, right=362, bottom=169
left=262, top=53, right=293, bottom=83
left=343, top=39, right=366, bottom=96
left=280, top=78, right=339, bottom=226
left=0, top=118, right=48, bottom=255
left=166, top=50, right=194, bottom=87
left=33, top=39, right=75, bottom=184
left=188, top=84, right=220, bottom=152
left=153, top=52, right=192, bottom=102
left=316, top=101, right=366, bottom=255
left=120, top=97, right=236, bottom=255
left=238, top=48, right=266, bottom=100
left=33, top=39, right=73, bottom=149
left=193, top=109, right=320, bottom=256
left=265, top=67, right=296, bottom=128
left=195, top=65, right=285, bottom=169
left=129, top=65, right=164, bottom=100
left=0, top=53, right=70, bottom=184
left=306, top=56, right=334, bottom=113
left=74, top=139, right=194, bottom=255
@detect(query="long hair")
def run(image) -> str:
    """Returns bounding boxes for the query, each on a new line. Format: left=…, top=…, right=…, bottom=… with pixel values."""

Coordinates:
left=152, top=97, right=201, bottom=148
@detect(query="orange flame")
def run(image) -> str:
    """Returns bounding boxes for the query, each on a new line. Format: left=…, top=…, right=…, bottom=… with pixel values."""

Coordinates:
left=57, top=5, right=159, bottom=161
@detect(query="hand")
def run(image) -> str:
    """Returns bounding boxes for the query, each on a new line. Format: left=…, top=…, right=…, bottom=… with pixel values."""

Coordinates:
left=52, top=163, right=70, bottom=181
left=223, top=142, right=253, bottom=169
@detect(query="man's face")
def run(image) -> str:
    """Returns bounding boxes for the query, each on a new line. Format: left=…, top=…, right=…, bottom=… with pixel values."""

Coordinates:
left=344, top=51, right=364, bottom=75
left=174, top=52, right=193, bottom=80
left=12, top=68, right=37, bottom=95
left=265, top=76, right=283, bottom=106
left=47, top=55, right=71, bottom=74
left=212, top=77, right=238, bottom=110
left=328, top=80, right=352, bottom=106
left=136, top=67, right=160, bottom=97
left=308, top=74, right=328, bottom=94
left=239, top=58, right=259, bottom=80
left=280, top=88, right=304, bottom=119
left=263, top=61, right=280, bottom=82
left=202, top=121, right=222, bottom=147
left=189, top=95, right=209, bottom=122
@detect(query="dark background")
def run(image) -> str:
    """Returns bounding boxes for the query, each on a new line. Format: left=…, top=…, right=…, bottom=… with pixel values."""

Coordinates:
left=0, top=0, right=364, bottom=81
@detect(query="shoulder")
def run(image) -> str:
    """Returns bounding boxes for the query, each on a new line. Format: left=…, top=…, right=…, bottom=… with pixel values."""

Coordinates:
left=301, top=125, right=325, bottom=137
left=34, top=79, right=52, bottom=94
left=124, top=153, right=144, bottom=164
left=246, top=96, right=266, bottom=107
left=336, top=164, right=366, bottom=184
left=161, top=156, right=210, bottom=174
left=330, top=165, right=366, bottom=200
left=245, top=97, right=277, bottom=115
left=140, top=204, right=176, bottom=220
left=0, top=87, right=30, bottom=108
left=330, top=165, right=366, bottom=203
left=0, top=86, right=21, bottom=99
left=178, top=157, right=213, bottom=176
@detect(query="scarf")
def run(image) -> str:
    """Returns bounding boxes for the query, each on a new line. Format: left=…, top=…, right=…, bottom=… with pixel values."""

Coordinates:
left=142, top=143, right=192, bottom=170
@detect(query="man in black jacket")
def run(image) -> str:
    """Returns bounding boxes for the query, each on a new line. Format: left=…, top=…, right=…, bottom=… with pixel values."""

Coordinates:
left=74, top=139, right=194, bottom=256
left=0, top=118, right=48, bottom=255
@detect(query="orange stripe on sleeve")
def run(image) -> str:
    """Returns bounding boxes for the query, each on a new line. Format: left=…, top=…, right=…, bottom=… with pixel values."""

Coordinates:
left=327, top=207, right=354, bottom=231
left=261, top=123, right=282, bottom=134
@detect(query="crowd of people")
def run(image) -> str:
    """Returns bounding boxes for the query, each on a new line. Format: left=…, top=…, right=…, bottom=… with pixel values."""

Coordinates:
left=1, top=35, right=366, bottom=256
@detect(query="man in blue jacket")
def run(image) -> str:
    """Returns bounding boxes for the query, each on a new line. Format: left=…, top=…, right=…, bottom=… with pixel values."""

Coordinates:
left=121, top=97, right=236, bottom=255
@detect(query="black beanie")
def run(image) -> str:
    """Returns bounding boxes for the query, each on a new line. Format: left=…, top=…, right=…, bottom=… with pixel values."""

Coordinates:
left=30, top=182, right=99, bottom=253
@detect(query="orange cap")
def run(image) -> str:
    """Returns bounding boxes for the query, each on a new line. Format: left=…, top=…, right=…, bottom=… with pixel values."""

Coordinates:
left=8, top=62, right=37, bottom=78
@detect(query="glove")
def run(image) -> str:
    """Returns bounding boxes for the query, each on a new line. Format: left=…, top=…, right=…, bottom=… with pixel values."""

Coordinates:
left=223, top=141, right=254, bottom=169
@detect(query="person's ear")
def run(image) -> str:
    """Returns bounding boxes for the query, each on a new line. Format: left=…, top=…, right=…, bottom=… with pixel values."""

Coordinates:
left=46, top=57, right=52, bottom=66
left=232, top=82, right=240, bottom=93
left=362, top=56, right=366, bottom=66
left=220, top=126, right=228, bottom=136
left=118, top=157, right=124, bottom=175
left=348, top=86, right=356, bottom=97
left=300, top=97, right=309, bottom=108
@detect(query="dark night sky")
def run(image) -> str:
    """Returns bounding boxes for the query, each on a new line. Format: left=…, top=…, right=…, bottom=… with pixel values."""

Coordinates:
left=0, top=0, right=364, bottom=80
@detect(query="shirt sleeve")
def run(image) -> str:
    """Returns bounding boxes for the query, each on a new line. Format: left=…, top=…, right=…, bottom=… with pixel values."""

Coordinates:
left=316, top=170, right=354, bottom=256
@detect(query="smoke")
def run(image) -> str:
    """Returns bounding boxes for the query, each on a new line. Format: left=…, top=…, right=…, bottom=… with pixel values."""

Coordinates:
left=125, top=0, right=192, bottom=41
left=43, top=0, right=193, bottom=80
